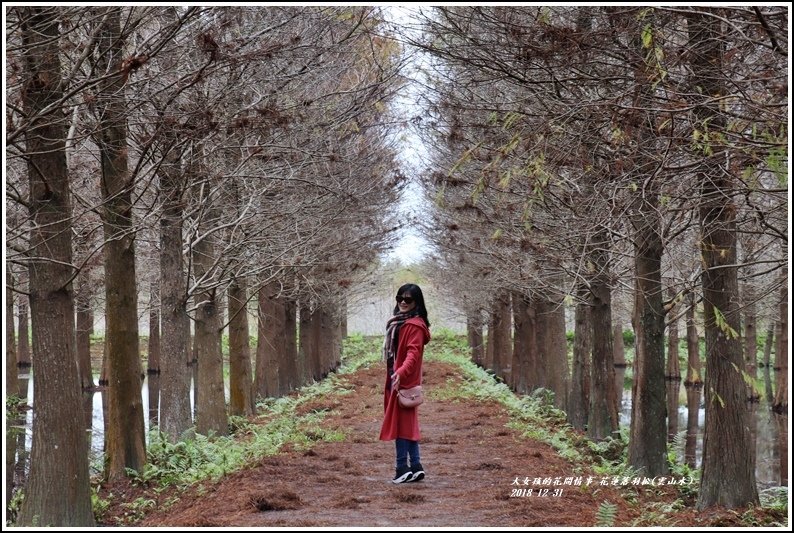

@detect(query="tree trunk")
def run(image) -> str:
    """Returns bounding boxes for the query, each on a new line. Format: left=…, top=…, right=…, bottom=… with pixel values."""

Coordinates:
left=17, top=7, right=94, bottom=524
left=774, top=413, right=787, bottom=485
left=484, top=302, right=496, bottom=373
left=511, top=294, right=530, bottom=394
left=255, top=283, right=283, bottom=398
left=283, top=296, right=299, bottom=391
left=587, top=233, right=618, bottom=441
left=148, top=283, right=161, bottom=374
left=490, top=290, right=511, bottom=382
left=316, top=305, right=335, bottom=378
left=772, top=276, right=787, bottom=412
left=687, top=10, right=759, bottom=509
left=6, top=268, right=18, bottom=393
left=763, top=323, right=774, bottom=404
left=613, top=321, right=626, bottom=398
left=569, top=295, right=591, bottom=430
left=193, top=230, right=227, bottom=437
left=148, top=374, right=160, bottom=428
left=340, top=294, right=348, bottom=339
left=17, top=299, right=31, bottom=367
left=96, top=7, right=146, bottom=480
left=99, top=333, right=109, bottom=386
left=467, top=307, right=485, bottom=367
left=627, top=204, right=667, bottom=475
left=228, top=277, right=254, bottom=415
left=191, top=330, right=199, bottom=418
left=666, top=306, right=681, bottom=442
left=307, top=306, right=325, bottom=381
left=539, top=297, right=568, bottom=411
left=75, top=272, right=95, bottom=389
left=742, top=283, right=758, bottom=401
left=684, top=384, right=701, bottom=468
left=158, top=153, right=192, bottom=441
left=684, top=296, right=702, bottom=386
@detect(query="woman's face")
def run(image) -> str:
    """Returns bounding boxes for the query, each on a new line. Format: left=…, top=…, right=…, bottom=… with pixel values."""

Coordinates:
left=396, top=291, right=416, bottom=313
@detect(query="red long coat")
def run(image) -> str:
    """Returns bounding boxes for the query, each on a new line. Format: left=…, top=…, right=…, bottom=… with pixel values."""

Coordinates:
left=379, top=317, right=431, bottom=441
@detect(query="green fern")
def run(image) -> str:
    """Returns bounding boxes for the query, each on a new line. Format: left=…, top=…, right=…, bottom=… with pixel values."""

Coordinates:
left=596, top=501, right=618, bottom=527
left=759, top=486, right=789, bottom=512
left=669, top=429, right=687, bottom=465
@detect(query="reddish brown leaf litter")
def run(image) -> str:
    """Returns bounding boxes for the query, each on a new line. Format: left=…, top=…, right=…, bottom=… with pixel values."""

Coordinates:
left=100, top=360, right=783, bottom=527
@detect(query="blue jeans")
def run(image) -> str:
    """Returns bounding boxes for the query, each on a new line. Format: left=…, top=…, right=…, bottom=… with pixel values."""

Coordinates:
left=395, top=438, right=420, bottom=468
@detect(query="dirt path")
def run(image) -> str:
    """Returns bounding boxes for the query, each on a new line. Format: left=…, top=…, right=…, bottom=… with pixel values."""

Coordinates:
left=130, top=357, right=773, bottom=527
left=135, top=360, right=646, bottom=527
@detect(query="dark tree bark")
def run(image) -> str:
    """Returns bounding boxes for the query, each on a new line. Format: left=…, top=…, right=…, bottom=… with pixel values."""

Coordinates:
left=17, top=299, right=31, bottom=367
left=613, top=320, right=626, bottom=398
left=687, top=10, right=759, bottom=509
left=75, top=272, right=95, bottom=389
left=256, top=282, right=284, bottom=398
left=490, top=290, right=512, bottom=381
left=158, top=148, right=192, bottom=441
left=774, top=413, right=787, bottom=485
left=484, top=302, right=495, bottom=373
left=684, top=296, right=703, bottom=387
left=762, top=323, right=774, bottom=404
left=340, top=294, right=348, bottom=339
left=191, top=330, right=199, bottom=418
left=628, top=20, right=675, bottom=476
left=587, top=232, right=619, bottom=441
left=283, top=297, right=299, bottom=390
left=666, top=306, right=681, bottom=442
left=148, top=283, right=161, bottom=373
left=16, top=6, right=94, bottom=525
left=316, top=305, right=336, bottom=378
left=511, top=294, right=530, bottom=394
left=193, top=227, right=227, bottom=437
left=467, top=306, right=485, bottom=367
left=228, top=277, right=254, bottom=415
left=742, top=283, right=758, bottom=400
left=301, top=306, right=325, bottom=382
left=772, top=276, right=787, bottom=412
left=95, top=7, right=146, bottom=479
left=684, top=381, right=701, bottom=468
left=6, top=268, right=18, bottom=393
left=569, top=295, right=592, bottom=430
left=99, top=333, right=109, bottom=386
left=539, top=297, right=568, bottom=410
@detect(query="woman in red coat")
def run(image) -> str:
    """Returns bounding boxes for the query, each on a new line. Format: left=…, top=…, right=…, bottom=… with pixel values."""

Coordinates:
left=379, top=283, right=431, bottom=484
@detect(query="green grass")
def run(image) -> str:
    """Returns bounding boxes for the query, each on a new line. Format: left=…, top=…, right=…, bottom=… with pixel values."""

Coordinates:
left=127, top=375, right=350, bottom=490
left=88, top=343, right=373, bottom=523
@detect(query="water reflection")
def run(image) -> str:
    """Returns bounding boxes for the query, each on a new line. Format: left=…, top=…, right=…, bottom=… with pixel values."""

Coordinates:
left=618, top=386, right=783, bottom=489
left=148, top=374, right=160, bottom=428
left=665, top=378, right=681, bottom=441
left=10, top=372, right=786, bottom=491
left=17, top=373, right=201, bottom=468
left=7, top=374, right=30, bottom=505
left=614, top=366, right=626, bottom=411
left=774, top=413, right=787, bottom=486
left=684, top=383, right=701, bottom=467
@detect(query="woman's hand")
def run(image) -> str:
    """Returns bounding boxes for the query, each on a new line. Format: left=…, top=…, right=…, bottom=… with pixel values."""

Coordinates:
left=391, top=372, right=400, bottom=390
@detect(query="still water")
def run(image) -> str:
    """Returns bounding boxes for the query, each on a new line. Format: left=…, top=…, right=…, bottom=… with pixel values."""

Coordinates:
left=615, top=367, right=787, bottom=491
left=9, top=369, right=788, bottom=491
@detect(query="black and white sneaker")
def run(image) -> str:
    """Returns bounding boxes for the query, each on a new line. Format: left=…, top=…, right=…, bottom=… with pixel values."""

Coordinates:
left=392, top=465, right=413, bottom=484
left=409, top=462, right=425, bottom=482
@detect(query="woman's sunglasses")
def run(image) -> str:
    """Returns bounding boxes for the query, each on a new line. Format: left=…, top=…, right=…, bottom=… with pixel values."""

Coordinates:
left=396, top=295, right=414, bottom=304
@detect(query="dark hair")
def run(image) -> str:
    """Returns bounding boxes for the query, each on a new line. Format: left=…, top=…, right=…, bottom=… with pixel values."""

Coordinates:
left=393, top=283, right=431, bottom=327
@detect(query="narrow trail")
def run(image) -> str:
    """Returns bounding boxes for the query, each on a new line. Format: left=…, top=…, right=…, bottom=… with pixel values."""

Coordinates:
left=133, top=354, right=756, bottom=527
